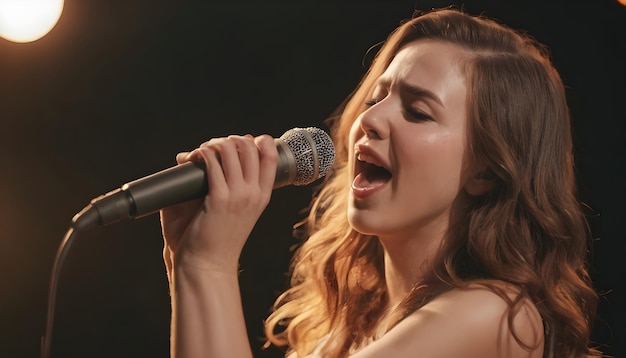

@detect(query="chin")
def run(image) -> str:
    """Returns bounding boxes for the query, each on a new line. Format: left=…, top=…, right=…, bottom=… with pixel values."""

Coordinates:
left=347, top=207, right=383, bottom=237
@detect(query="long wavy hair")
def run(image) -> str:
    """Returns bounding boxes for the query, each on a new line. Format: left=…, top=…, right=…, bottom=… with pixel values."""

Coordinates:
left=264, top=8, right=600, bottom=358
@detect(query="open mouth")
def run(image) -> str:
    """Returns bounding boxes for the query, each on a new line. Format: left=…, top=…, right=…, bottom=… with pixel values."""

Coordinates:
left=352, top=156, right=392, bottom=190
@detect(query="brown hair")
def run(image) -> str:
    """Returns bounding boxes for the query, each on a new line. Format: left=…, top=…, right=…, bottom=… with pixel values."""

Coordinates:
left=264, top=8, right=600, bottom=358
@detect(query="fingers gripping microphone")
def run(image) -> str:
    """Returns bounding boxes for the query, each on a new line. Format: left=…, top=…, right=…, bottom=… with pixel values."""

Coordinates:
left=75, top=127, right=335, bottom=229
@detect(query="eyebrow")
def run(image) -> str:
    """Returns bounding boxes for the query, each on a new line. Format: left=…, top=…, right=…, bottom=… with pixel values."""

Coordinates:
left=376, top=78, right=445, bottom=108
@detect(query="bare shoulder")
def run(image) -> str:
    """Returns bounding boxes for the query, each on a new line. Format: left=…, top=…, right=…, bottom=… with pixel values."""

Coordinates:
left=353, top=281, right=544, bottom=358
left=433, top=282, right=544, bottom=355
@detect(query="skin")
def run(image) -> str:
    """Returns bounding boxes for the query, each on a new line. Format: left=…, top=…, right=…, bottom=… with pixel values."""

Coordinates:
left=348, top=39, right=471, bottom=303
left=347, top=39, right=542, bottom=357
left=160, top=40, right=544, bottom=357
left=161, top=134, right=278, bottom=358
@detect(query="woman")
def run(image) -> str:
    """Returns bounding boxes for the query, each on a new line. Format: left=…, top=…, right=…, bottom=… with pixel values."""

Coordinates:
left=160, top=8, right=601, bottom=358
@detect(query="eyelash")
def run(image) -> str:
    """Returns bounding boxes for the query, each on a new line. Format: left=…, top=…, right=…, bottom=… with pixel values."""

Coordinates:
left=404, top=108, right=433, bottom=122
left=364, top=98, right=433, bottom=122
left=364, top=98, right=380, bottom=106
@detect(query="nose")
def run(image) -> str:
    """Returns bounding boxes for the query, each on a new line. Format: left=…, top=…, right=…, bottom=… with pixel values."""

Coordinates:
left=358, top=101, right=390, bottom=140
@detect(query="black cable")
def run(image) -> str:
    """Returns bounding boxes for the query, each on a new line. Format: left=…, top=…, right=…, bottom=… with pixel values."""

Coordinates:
left=41, top=205, right=100, bottom=358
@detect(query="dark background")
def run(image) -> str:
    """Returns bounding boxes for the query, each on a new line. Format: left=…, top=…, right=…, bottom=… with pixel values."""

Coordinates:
left=1, top=1, right=623, bottom=357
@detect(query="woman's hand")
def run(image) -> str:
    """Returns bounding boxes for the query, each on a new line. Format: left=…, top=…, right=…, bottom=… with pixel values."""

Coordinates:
left=160, top=134, right=277, bottom=277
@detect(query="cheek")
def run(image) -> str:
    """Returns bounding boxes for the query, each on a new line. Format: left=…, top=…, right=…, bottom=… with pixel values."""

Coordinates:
left=436, top=134, right=466, bottom=173
left=400, top=133, right=466, bottom=190
left=348, top=119, right=360, bottom=145
left=348, top=120, right=362, bottom=167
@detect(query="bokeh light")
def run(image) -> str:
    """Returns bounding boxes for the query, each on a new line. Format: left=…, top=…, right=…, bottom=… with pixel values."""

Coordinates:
left=0, top=0, right=64, bottom=43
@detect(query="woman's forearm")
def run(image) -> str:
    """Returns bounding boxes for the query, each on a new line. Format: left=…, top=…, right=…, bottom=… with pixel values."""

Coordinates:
left=170, top=266, right=253, bottom=358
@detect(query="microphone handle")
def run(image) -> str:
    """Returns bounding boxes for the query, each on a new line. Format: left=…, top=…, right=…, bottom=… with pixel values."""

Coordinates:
left=87, top=138, right=296, bottom=227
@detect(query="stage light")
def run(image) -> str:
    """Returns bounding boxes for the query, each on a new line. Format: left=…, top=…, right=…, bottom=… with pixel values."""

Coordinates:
left=619, top=0, right=626, bottom=6
left=0, top=0, right=64, bottom=43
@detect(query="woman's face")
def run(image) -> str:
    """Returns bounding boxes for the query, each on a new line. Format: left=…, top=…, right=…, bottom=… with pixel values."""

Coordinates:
left=348, top=39, right=470, bottom=242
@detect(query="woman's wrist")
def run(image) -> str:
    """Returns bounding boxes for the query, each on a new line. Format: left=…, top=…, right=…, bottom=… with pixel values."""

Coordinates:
left=172, top=251, right=240, bottom=279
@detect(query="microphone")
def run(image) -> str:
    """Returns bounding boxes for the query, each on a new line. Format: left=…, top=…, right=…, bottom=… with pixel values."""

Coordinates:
left=75, top=127, right=335, bottom=229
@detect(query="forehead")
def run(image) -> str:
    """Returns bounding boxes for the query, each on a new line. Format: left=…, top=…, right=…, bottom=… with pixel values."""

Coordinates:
left=372, top=40, right=469, bottom=115
left=378, top=39, right=468, bottom=90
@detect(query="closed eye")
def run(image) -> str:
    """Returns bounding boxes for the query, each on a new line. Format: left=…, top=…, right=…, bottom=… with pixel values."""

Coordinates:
left=404, top=107, right=433, bottom=122
left=365, top=98, right=381, bottom=107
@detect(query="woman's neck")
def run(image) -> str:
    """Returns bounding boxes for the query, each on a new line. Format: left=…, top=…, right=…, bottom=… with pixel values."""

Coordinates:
left=380, top=228, right=445, bottom=305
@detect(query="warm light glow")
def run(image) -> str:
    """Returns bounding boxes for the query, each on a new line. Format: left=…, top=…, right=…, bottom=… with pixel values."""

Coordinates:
left=0, top=0, right=64, bottom=43
left=619, top=0, right=626, bottom=6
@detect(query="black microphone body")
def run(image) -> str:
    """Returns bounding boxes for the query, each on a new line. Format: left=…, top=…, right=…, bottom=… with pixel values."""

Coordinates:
left=79, top=127, right=334, bottom=228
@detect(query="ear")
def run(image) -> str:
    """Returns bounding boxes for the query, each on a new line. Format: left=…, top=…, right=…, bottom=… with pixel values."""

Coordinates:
left=464, top=167, right=497, bottom=197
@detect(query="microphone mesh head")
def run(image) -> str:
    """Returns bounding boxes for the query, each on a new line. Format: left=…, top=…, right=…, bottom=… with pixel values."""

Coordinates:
left=280, top=127, right=335, bottom=186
